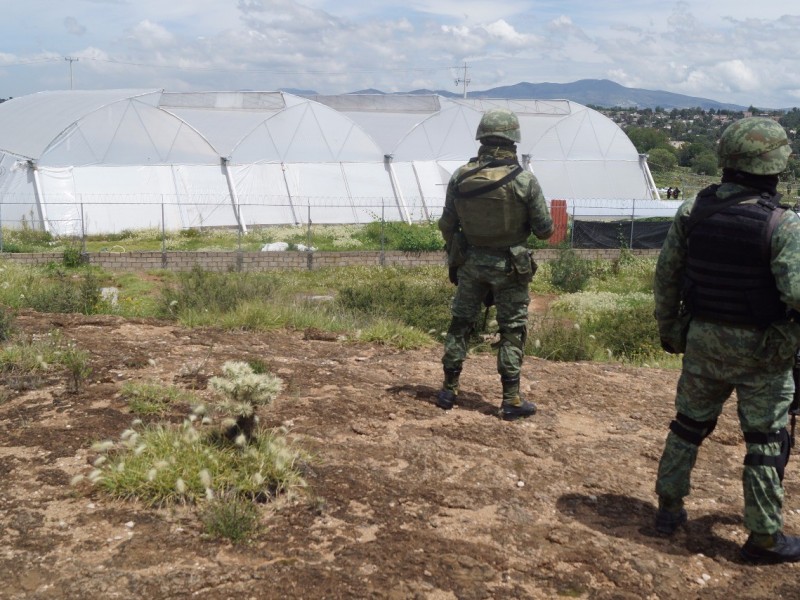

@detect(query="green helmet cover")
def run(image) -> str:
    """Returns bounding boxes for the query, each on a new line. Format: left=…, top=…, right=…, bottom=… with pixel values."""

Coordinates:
left=475, top=108, right=521, bottom=143
left=718, top=117, right=791, bottom=175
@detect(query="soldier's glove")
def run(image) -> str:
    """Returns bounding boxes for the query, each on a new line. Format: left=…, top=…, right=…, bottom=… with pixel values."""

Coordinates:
left=483, top=289, right=495, bottom=308
left=660, top=338, right=677, bottom=354
left=448, top=266, right=459, bottom=285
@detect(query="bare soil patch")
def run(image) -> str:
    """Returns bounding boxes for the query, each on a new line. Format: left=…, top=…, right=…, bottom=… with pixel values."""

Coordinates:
left=1, top=307, right=799, bottom=599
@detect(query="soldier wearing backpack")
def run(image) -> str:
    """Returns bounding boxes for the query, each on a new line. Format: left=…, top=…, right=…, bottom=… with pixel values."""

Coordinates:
left=437, top=108, right=553, bottom=420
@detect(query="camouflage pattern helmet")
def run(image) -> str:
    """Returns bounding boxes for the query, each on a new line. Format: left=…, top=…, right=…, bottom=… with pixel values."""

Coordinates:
left=717, top=117, right=791, bottom=175
left=475, top=108, right=521, bottom=143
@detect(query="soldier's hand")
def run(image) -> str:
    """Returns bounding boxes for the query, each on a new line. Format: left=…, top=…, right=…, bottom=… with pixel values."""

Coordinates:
left=448, top=266, right=459, bottom=285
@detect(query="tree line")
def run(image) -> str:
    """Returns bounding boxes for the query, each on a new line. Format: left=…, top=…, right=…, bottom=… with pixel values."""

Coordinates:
left=595, top=106, right=800, bottom=182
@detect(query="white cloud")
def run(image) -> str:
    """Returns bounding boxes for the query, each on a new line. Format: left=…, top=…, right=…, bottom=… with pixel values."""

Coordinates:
left=127, top=20, right=177, bottom=49
left=1, top=0, right=800, bottom=107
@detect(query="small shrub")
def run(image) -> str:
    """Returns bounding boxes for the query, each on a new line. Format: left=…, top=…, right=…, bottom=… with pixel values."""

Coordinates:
left=209, top=361, right=283, bottom=439
left=356, top=221, right=444, bottom=252
left=549, top=248, right=592, bottom=293
left=24, top=268, right=103, bottom=315
left=160, top=268, right=279, bottom=318
left=62, top=246, right=84, bottom=268
left=586, top=302, right=662, bottom=361
left=527, top=315, right=597, bottom=362
left=61, top=342, right=92, bottom=393
left=336, top=269, right=452, bottom=334
left=201, top=495, right=261, bottom=542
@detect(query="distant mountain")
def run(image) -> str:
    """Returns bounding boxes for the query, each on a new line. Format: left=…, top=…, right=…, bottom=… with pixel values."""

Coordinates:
left=472, top=80, right=746, bottom=111
left=294, top=79, right=749, bottom=111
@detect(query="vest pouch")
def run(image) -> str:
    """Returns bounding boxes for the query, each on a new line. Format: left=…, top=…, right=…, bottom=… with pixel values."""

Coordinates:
left=509, top=245, right=535, bottom=283
left=447, top=231, right=469, bottom=267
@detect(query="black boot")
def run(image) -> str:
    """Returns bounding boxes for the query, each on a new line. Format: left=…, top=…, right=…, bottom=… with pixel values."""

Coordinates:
left=436, top=367, right=461, bottom=410
left=741, top=532, right=800, bottom=564
left=500, top=376, right=536, bottom=421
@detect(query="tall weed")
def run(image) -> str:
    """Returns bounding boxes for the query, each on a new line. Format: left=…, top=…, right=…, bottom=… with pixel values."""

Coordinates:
left=160, top=268, right=280, bottom=318
left=527, top=314, right=597, bottom=362
left=549, top=248, right=593, bottom=293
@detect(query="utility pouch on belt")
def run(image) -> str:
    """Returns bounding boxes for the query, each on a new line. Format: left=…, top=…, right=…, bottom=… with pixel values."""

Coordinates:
left=448, top=231, right=469, bottom=267
left=509, top=245, right=536, bottom=283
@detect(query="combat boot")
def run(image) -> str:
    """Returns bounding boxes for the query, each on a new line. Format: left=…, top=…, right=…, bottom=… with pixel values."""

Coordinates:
left=500, top=376, right=536, bottom=421
left=741, top=531, right=800, bottom=564
left=436, top=367, right=461, bottom=410
left=654, top=497, right=687, bottom=535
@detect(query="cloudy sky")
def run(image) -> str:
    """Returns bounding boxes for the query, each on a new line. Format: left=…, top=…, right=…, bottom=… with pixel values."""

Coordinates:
left=2, top=0, right=799, bottom=108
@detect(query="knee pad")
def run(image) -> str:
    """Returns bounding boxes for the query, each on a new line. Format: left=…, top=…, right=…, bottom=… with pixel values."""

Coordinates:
left=498, top=325, right=527, bottom=351
left=744, top=428, right=791, bottom=482
left=447, top=317, right=474, bottom=342
left=669, top=412, right=717, bottom=446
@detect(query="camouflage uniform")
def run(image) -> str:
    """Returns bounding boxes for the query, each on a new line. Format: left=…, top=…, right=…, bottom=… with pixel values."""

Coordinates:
left=654, top=117, right=800, bottom=563
left=437, top=108, right=554, bottom=419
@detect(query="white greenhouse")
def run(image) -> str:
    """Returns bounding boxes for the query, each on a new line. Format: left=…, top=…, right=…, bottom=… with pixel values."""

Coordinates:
left=0, top=89, right=675, bottom=235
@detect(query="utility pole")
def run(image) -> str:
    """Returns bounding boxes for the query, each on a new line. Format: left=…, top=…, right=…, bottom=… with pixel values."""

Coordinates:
left=65, top=57, right=79, bottom=90
left=454, top=62, right=470, bottom=99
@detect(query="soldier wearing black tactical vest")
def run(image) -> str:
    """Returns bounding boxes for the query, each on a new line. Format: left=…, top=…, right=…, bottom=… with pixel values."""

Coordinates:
left=437, top=108, right=554, bottom=420
left=654, top=116, right=800, bottom=564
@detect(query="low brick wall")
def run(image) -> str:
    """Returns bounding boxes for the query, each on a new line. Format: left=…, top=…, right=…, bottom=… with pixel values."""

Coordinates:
left=0, top=248, right=662, bottom=272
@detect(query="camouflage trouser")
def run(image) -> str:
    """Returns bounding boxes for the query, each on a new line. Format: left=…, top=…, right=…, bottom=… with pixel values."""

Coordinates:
left=655, top=365, right=793, bottom=534
left=441, top=256, right=530, bottom=381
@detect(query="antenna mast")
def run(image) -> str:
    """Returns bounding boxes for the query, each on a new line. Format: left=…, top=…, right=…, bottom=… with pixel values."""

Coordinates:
left=454, top=62, right=470, bottom=99
left=65, top=57, right=79, bottom=90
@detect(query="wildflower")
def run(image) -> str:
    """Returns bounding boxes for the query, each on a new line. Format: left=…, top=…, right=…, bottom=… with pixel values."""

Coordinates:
left=93, top=456, right=107, bottom=467
left=199, top=469, right=212, bottom=488
left=70, top=474, right=85, bottom=486
left=175, top=478, right=186, bottom=494
left=91, top=440, right=115, bottom=453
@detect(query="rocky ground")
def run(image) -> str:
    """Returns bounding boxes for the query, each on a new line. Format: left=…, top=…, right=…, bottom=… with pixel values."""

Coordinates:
left=1, top=307, right=800, bottom=599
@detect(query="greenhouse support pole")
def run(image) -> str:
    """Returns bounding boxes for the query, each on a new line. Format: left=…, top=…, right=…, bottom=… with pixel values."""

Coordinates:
left=281, top=163, right=300, bottom=225
left=640, top=154, right=659, bottom=200
left=221, top=157, right=247, bottom=234
left=410, top=162, right=430, bottom=220
left=0, top=201, right=3, bottom=252
left=384, top=155, right=411, bottom=224
left=28, top=160, right=50, bottom=234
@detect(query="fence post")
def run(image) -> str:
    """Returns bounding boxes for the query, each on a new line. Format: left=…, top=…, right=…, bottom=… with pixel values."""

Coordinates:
left=161, top=198, right=167, bottom=269
left=380, top=201, right=385, bottom=267
left=306, top=203, right=313, bottom=270
left=0, top=200, right=3, bottom=252
left=80, top=201, right=86, bottom=256
left=570, top=203, right=576, bottom=248
left=629, top=198, right=635, bottom=249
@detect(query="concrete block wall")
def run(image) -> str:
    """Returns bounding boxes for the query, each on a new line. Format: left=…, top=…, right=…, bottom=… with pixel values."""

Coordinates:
left=0, top=248, right=662, bottom=272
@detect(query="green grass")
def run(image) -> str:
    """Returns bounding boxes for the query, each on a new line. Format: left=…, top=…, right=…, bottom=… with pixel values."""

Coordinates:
left=1, top=255, right=681, bottom=366
left=120, top=381, right=197, bottom=416
left=91, top=421, right=307, bottom=507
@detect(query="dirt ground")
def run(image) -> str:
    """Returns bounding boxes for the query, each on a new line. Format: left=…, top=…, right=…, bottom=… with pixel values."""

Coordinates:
left=2, top=303, right=800, bottom=600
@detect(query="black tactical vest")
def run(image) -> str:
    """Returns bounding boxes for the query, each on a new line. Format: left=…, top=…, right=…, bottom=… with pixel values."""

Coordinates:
left=682, top=185, right=786, bottom=327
